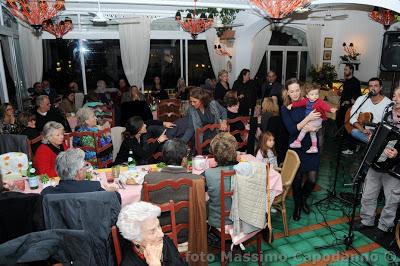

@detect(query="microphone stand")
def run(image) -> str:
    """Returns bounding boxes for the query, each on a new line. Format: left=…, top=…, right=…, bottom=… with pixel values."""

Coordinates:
left=314, top=93, right=372, bottom=206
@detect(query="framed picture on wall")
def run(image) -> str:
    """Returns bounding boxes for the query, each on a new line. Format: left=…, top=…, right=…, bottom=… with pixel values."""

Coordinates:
left=323, top=50, right=332, bottom=61
left=324, top=37, right=333, bottom=48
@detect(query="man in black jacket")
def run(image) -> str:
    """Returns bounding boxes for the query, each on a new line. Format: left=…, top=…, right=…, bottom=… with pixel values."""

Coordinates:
left=260, top=70, right=283, bottom=107
left=35, top=95, right=72, bottom=132
left=336, top=64, right=361, bottom=129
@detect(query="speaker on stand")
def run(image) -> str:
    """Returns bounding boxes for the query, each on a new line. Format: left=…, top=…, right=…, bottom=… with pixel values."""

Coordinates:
left=380, top=31, right=400, bottom=96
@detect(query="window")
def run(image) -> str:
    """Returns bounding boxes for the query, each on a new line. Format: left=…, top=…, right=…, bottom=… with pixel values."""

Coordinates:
left=43, top=39, right=82, bottom=92
left=256, top=27, right=308, bottom=83
left=83, top=40, right=127, bottom=90
left=188, top=40, right=214, bottom=86
left=144, top=40, right=181, bottom=90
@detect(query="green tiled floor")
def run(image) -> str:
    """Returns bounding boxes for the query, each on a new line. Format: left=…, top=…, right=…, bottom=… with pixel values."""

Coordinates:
left=208, top=137, right=400, bottom=265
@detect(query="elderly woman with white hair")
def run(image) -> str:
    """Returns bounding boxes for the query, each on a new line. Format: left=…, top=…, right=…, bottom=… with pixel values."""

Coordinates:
left=41, top=148, right=105, bottom=195
left=73, top=107, right=112, bottom=164
left=117, top=201, right=187, bottom=266
left=34, top=121, right=69, bottom=177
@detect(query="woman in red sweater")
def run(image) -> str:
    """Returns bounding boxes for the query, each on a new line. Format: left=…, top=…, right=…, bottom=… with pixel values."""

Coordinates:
left=34, top=121, right=69, bottom=177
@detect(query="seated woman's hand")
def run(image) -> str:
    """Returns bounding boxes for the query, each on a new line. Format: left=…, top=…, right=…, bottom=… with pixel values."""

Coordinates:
left=143, top=243, right=163, bottom=266
left=220, top=121, right=228, bottom=131
left=101, top=121, right=111, bottom=129
left=157, top=129, right=168, bottom=143
left=162, top=122, right=176, bottom=128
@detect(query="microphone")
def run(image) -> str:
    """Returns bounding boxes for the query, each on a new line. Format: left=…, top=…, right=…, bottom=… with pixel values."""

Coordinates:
left=387, top=101, right=396, bottom=108
left=368, top=90, right=377, bottom=97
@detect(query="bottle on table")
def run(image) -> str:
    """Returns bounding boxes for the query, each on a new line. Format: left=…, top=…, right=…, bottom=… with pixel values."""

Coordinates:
left=186, top=148, right=192, bottom=173
left=27, top=163, right=39, bottom=190
left=128, top=149, right=136, bottom=171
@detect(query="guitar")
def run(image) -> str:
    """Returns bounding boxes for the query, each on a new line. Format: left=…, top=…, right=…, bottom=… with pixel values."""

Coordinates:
left=344, top=107, right=373, bottom=134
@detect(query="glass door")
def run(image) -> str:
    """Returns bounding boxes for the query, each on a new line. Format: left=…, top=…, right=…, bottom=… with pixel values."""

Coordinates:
left=286, top=51, right=299, bottom=81
left=269, top=51, right=283, bottom=83
left=267, top=48, right=308, bottom=83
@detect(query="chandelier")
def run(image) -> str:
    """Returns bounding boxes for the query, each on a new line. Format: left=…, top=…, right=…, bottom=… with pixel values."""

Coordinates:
left=249, top=0, right=311, bottom=22
left=6, top=0, right=65, bottom=33
left=43, top=17, right=72, bottom=39
left=369, top=6, right=396, bottom=30
left=175, top=0, right=213, bottom=39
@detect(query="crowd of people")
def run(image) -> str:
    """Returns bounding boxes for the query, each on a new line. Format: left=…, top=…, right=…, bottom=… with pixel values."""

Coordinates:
left=1, top=64, right=400, bottom=264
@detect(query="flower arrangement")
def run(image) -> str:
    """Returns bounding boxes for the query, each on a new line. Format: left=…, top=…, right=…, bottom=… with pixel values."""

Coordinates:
left=309, top=64, right=338, bottom=90
left=341, top=42, right=360, bottom=61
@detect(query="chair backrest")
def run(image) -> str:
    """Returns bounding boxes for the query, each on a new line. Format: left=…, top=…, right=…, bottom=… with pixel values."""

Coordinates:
left=159, top=200, right=179, bottom=247
left=70, top=128, right=113, bottom=168
left=227, top=116, right=250, bottom=149
left=157, top=99, right=181, bottom=122
left=75, top=92, right=85, bottom=109
left=27, top=135, right=43, bottom=160
left=147, top=138, right=162, bottom=161
left=219, top=170, right=235, bottom=232
left=195, top=123, right=221, bottom=155
left=0, top=134, right=29, bottom=155
left=111, top=127, right=126, bottom=162
left=111, top=226, right=122, bottom=266
left=280, top=149, right=301, bottom=189
left=143, top=178, right=194, bottom=244
left=64, top=133, right=72, bottom=148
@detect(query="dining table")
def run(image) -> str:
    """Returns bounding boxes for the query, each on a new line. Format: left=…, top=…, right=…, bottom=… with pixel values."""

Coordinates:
left=22, top=154, right=258, bottom=206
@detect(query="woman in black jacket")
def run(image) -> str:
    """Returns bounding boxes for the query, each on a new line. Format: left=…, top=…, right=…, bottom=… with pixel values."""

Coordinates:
left=232, top=69, right=258, bottom=116
left=114, top=116, right=168, bottom=165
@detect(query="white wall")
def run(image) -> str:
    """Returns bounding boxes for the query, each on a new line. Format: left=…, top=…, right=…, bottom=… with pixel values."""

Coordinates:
left=232, top=7, right=400, bottom=83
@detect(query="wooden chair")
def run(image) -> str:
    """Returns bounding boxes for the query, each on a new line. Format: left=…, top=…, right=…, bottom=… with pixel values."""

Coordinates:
left=143, top=178, right=194, bottom=250
left=70, top=128, right=113, bottom=168
left=272, top=149, right=300, bottom=236
left=27, top=135, right=43, bottom=160
left=209, top=170, right=265, bottom=266
left=157, top=99, right=181, bottom=122
left=227, top=116, right=250, bottom=150
left=146, top=138, right=162, bottom=161
left=195, top=123, right=221, bottom=155
left=159, top=200, right=179, bottom=247
left=111, top=226, right=122, bottom=266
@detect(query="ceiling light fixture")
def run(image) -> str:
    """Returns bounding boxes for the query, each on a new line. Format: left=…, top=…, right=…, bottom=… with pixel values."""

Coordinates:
left=6, top=0, right=65, bottom=34
left=248, top=0, right=311, bottom=22
left=175, top=0, right=213, bottom=39
left=369, top=6, right=396, bottom=30
left=42, top=17, right=73, bottom=39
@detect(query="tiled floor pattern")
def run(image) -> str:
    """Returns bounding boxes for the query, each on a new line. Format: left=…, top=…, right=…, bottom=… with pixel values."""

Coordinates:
left=208, top=138, right=400, bottom=265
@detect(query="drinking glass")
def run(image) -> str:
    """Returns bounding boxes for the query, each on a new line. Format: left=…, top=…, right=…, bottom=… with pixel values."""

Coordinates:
left=112, top=165, right=120, bottom=180
left=106, top=172, right=114, bottom=184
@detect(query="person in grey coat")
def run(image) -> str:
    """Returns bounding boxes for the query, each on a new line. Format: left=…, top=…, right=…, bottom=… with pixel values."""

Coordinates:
left=180, top=87, right=228, bottom=152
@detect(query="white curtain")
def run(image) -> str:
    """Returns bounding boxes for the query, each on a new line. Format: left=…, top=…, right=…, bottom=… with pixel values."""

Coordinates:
left=119, top=17, right=150, bottom=89
left=205, top=28, right=227, bottom=78
left=250, top=25, right=272, bottom=78
left=306, top=24, right=322, bottom=68
left=18, top=23, right=43, bottom=88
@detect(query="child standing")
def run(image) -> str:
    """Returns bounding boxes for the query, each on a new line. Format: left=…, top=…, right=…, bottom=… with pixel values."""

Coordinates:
left=256, top=131, right=278, bottom=168
left=287, top=84, right=337, bottom=153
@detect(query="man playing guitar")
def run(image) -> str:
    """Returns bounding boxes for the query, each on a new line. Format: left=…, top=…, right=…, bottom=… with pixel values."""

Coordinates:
left=354, top=86, right=400, bottom=240
left=349, top=78, right=392, bottom=143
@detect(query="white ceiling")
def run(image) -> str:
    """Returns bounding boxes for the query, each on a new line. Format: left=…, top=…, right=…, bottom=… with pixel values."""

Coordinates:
left=62, top=0, right=400, bottom=17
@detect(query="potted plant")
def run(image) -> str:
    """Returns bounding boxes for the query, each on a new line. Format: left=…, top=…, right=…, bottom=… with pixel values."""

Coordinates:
left=308, top=64, right=338, bottom=90
left=179, top=7, right=241, bottom=38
